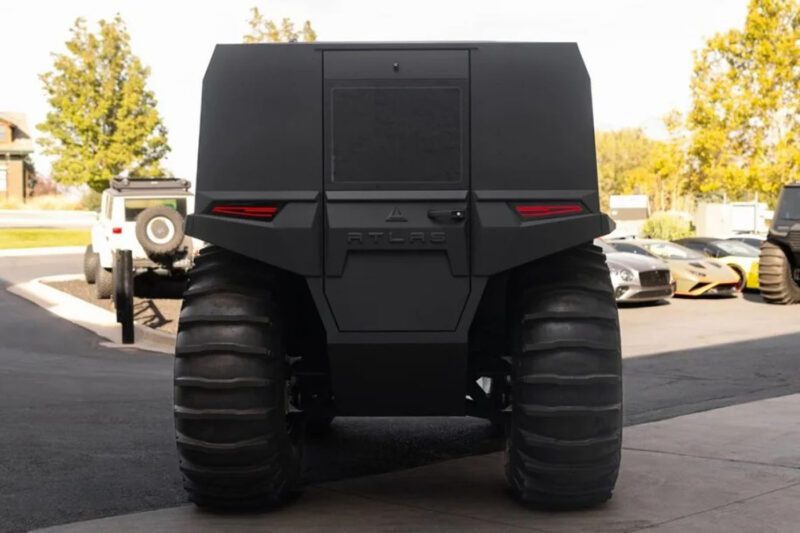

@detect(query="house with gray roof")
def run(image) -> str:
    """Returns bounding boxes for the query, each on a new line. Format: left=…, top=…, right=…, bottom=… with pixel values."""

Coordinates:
left=0, top=112, right=35, bottom=202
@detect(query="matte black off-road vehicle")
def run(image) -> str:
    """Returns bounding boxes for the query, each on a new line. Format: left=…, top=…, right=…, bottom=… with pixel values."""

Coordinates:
left=174, top=42, right=621, bottom=509
left=759, top=184, right=800, bottom=303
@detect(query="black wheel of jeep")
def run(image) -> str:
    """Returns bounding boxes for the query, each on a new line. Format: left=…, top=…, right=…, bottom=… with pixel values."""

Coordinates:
left=83, top=245, right=99, bottom=284
left=95, top=264, right=113, bottom=299
left=174, top=246, right=303, bottom=509
left=506, top=243, right=622, bottom=508
left=759, top=241, right=800, bottom=304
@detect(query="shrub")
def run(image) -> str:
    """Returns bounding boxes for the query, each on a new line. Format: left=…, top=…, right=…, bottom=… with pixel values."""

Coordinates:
left=641, top=212, right=693, bottom=240
left=80, top=189, right=103, bottom=211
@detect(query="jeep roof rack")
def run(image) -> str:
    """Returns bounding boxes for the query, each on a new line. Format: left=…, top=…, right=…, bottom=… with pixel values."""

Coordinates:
left=110, top=177, right=191, bottom=192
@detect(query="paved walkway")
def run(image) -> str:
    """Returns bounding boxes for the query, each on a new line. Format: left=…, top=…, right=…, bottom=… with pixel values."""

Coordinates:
left=39, top=394, right=800, bottom=532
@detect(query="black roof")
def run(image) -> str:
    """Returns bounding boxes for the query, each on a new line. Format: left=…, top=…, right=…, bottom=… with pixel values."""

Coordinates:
left=110, top=177, right=191, bottom=193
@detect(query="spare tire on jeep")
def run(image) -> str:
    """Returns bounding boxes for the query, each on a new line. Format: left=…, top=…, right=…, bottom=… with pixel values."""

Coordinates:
left=135, top=205, right=185, bottom=260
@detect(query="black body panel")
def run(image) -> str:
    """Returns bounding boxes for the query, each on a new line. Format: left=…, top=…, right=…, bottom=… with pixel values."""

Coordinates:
left=188, top=42, right=611, bottom=416
left=195, top=44, right=322, bottom=193
left=470, top=43, right=598, bottom=197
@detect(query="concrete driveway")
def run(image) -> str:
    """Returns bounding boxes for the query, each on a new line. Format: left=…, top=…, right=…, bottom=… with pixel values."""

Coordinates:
left=40, top=395, right=800, bottom=532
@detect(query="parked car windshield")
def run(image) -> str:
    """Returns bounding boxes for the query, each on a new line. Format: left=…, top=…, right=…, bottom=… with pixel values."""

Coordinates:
left=642, top=241, right=704, bottom=260
left=712, top=239, right=759, bottom=258
left=728, top=237, right=764, bottom=249
left=610, top=241, right=658, bottom=258
left=124, top=198, right=187, bottom=221
left=594, top=240, right=617, bottom=254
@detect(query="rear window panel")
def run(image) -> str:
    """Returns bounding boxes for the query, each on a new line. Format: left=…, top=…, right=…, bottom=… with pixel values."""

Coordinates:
left=330, top=86, right=463, bottom=184
left=124, top=198, right=186, bottom=221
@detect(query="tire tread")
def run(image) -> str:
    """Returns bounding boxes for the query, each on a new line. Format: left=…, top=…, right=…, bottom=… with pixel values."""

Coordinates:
left=506, top=243, right=622, bottom=508
left=174, top=246, right=301, bottom=509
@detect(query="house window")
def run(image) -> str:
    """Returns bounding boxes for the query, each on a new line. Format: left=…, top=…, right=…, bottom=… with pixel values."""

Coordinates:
left=0, top=168, right=7, bottom=192
left=0, top=126, right=8, bottom=143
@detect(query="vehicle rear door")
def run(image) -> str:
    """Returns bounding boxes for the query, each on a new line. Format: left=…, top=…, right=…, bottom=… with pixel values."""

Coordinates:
left=322, top=50, right=471, bottom=332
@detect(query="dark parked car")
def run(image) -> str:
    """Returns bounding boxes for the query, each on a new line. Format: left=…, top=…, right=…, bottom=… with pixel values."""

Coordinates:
left=759, top=184, right=800, bottom=303
left=727, top=235, right=765, bottom=249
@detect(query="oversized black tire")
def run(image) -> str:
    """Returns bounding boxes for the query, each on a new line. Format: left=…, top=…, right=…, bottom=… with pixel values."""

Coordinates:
left=135, top=205, right=185, bottom=259
left=174, top=246, right=303, bottom=509
left=83, top=245, right=99, bottom=284
left=759, top=241, right=800, bottom=304
left=506, top=243, right=622, bottom=508
left=95, top=264, right=113, bottom=299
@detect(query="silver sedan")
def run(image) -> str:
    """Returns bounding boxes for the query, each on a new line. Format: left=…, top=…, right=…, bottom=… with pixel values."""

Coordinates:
left=596, top=240, right=675, bottom=303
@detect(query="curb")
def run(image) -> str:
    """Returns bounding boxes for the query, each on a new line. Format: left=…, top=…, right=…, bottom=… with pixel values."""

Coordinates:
left=7, top=274, right=175, bottom=354
left=0, top=246, right=86, bottom=257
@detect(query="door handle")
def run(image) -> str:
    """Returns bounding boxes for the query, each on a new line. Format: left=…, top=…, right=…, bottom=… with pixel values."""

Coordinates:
left=427, top=209, right=466, bottom=222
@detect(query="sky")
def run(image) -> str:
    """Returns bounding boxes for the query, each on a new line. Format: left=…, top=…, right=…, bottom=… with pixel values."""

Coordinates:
left=0, top=0, right=749, bottom=180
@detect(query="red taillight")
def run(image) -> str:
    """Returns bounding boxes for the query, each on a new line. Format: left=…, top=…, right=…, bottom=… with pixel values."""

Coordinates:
left=514, top=204, right=584, bottom=219
left=112, top=227, right=122, bottom=234
left=210, top=205, right=280, bottom=220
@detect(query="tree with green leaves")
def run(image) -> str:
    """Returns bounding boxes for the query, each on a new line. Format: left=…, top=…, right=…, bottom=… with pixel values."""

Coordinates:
left=688, top=0, right=800, bottom=204
left=38, top=15, right=170, bottom=193
left=243, top=7, right=317, bottom=43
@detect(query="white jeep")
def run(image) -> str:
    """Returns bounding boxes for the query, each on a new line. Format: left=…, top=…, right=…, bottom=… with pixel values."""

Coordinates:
left=83, top=177, right=195, bottom=298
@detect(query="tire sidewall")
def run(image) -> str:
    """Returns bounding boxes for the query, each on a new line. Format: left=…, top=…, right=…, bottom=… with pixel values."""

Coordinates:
left=506, top=243, right=622, bottom=507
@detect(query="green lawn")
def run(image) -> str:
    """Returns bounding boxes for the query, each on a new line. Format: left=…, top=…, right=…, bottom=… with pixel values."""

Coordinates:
left=0, top=228, right=90, bottom=249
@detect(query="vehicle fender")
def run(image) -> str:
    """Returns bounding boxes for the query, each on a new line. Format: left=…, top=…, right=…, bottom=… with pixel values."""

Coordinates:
left=90, top=225, right=113, bottom=269
left=472, top=198, right=614, bottom=276
left=184, top=194, right=322, bottom=276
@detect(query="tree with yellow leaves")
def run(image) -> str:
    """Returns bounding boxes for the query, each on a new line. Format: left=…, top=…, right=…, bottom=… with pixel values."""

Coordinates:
left=596, top=112, right=691, bottom=212
left=243, top=7, right=317, bottom=43
left=688, top=0, right=800, bottom=204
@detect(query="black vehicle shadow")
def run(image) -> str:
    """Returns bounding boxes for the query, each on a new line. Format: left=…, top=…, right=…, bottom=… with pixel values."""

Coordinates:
left=302, top=331, right=800, bottom=484
left=133, top=271, right=186, bottom=299
left=134, top=299, right=170, bottom=329
left=623, top=331, right=800, bottom=426
left=742, top=290, right=768, bottom=303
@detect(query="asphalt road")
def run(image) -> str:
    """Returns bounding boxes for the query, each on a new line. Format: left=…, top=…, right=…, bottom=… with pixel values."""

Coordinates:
left=1, top=253, right=799, bottom=531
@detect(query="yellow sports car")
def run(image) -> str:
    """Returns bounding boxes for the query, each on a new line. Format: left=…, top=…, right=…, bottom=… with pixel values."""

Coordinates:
left=674, top=237, right=760, bottom=290
left=609, top=239, right=741, bottom=297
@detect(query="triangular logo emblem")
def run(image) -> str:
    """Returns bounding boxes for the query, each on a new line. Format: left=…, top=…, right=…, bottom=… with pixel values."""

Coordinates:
left=386, top=207, right=407, bottom=222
